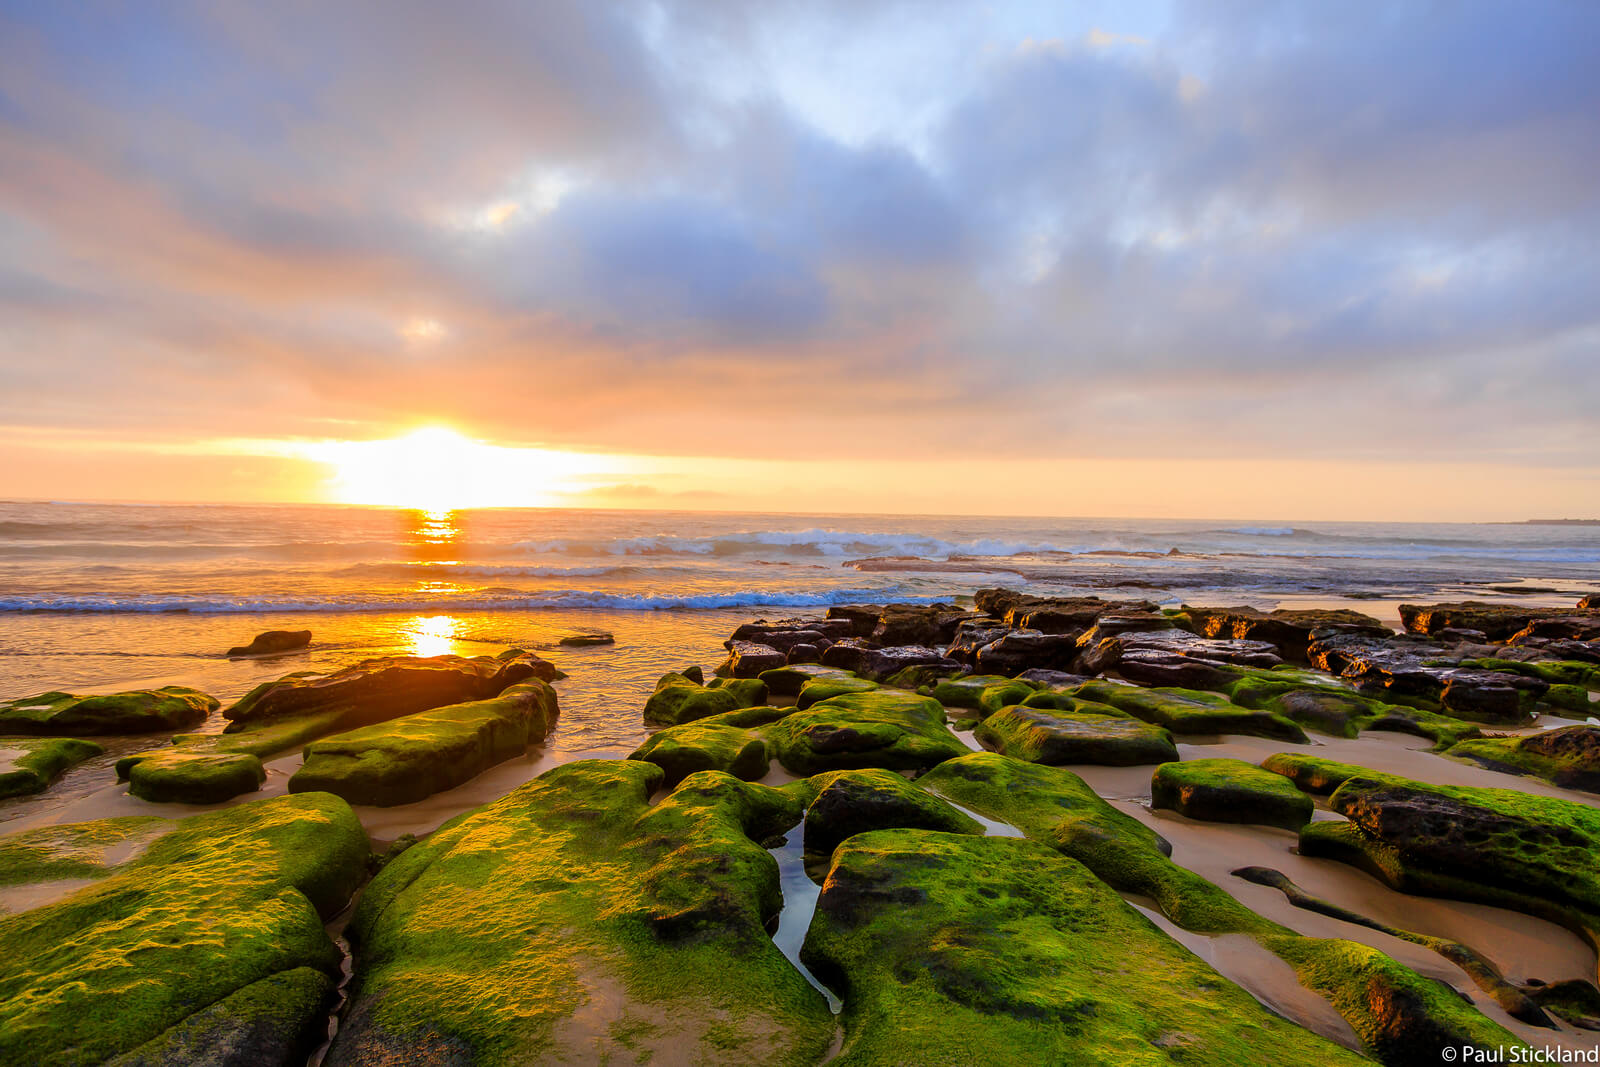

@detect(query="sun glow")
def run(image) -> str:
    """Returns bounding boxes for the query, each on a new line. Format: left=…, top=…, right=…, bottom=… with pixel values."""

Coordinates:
left=305, top=426, right=613, bottom=510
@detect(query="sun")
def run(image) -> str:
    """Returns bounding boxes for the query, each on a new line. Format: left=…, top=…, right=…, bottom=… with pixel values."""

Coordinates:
left=307, top=426, right=608, bottom=510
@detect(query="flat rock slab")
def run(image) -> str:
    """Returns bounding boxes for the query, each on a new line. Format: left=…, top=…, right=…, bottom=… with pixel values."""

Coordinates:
left=1074, top=681, right=1307, bottom=742
left=1151, top=757, right=1315, bottom=831
left=0, top=687, right=217, bottom=736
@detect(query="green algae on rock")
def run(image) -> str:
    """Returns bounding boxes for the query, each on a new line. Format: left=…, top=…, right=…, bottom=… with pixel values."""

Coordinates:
left=224, top=650, right=555, bottom=731
left=0, top=687, right=217, bottom=736
left=629, top=718, right=773, bottom=785
left=975, top=704, right=1178, bottom=766
left=919, top=753, right=1523, bottom=1062
left=794, top=673, right=880, bottom=709
left=706, top=676, right=769, bottom=706
left=1074, top=680, right=1307, bottom=741
left=801, top=828, right=1369, bottom=1066
left=928, top=674, right=1032, bottom=711
left=0, top=792, right=367, bottom=1066
left=1151, top=757, right=1315, bottom=831
left=643, top=671, right=749, bottom=725
left=767, top=690, right=969, bottom=776
left=105, top=966, right=335, bottom=1067
left=802, top=767, right=980, bottom=855
left=327, top=761, right=835, bottom=1066
left=757, top=663, right=854, bottom=696
left=1448, top=726, right=1600, bottom=793
left=289, top=679, right=560, bottom=806
left=116, top=710, right=350, bottom=805
left=0, top=737, right=103, bottom=798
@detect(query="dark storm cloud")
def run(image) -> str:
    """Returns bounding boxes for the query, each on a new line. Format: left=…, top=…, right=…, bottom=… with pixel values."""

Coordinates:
left=0, top=0, right=1595, bottom=464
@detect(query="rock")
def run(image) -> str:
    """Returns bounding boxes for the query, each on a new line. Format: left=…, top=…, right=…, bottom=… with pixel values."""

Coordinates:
left=1306, top=634, right=1546, bottom=722
left=784, top=642, right=821, bottom=664
left=0, top=737, right=103, bottom=798
left=1399, top=601, right=1583, bottom=641
left=871, top=603, right=967, bottom=646
left=0, top=687, right=217, bottom=736
left=1113, top=649, right=1248, bottom=689
left=976, top=705, right=1178, bottom=766
left=1185, top=606, right=1389, bottom=660
left=1075, top=681, right=1307, bottom=741
left=643, top=672, right=748, bottom=726
left=289, top=679, right=560, bottom=806
left=1434, top=627, right=1491, bottom=644
left=558, top=632, right=615, bottom=647
left=1582, top=595, right=1600, bottom=611
left=944, top=618, right=1014, bottom=664
left=1294, top=759, right=1600, bottom=947
left=1016, top=668, right=1088, bottom=687
left=767, top=690, right=969, bottom=776
left=628, top=711, right=781, bottom=786
left=225, top=629, right=312, bottom=658
left=224, top=652, right=553, bottom=732
left=972, top=629, right=1081, bottom=674
left=801, top=828, right=1368, bottom=1065
left=757, top=663, right=856, bottom=697
left=1225, top=670, right=1478, bottom=746
left=1507, top=616, right=1600, bottom=644
left=928, top=674, right=1030, bottom=710
left=1074, top=612, right=1176, bottom=642
left=795, top=674, right=879, bottom=709
left=717, top=640, right=788, bottom=678
left=106, top=966, right=334, bottom=1067
left=819, top=641, right=962, bottom=682
left=802, top=768, right=980, bottom=854
left=922, top=754, right=1524, bottom=1062
left=1449, top=726, right=1600, bottom=792
left=882, top=663, right=968, bottom=689
left=128, top=750, right=267, bottom=804
left=730, top=618, right=853, bottom=648
left=326, top=762, right=835, bottom=1065
left=825, top=603, right=884, bottom=638
left=1151, top=757, right=1314, bottom=830
left=680, top=665, right=705, bottom=684
left=0, top=793, right=366, bottom=1066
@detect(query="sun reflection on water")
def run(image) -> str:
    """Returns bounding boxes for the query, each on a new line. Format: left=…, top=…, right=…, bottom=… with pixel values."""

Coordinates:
left=408, top=614, right=459, bottom=657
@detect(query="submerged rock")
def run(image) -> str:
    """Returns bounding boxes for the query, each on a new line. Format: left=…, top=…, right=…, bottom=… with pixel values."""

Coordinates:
left=0, top=737, right=102, bottom=798
left=1151, top=757, right=1314, bottom=831
left=326, top=762, right=835, bottom=1065
left=225, top=629, right=312, bottom=657
left=0, top=793, right=367, bottom=1066
left=0, top=687, right=217, bottom=736
left=801, top=828, right=1368, bottom=1065
left=289, top=679, right=560, bottom=806
left=557, top=632, right=615, bottom=647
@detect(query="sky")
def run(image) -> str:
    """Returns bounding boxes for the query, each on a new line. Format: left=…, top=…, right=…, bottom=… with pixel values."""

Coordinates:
left=0, top=0, right=1596, bottom=520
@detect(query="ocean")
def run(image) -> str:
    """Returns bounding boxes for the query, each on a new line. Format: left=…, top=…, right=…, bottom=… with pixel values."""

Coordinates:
left=2, top=499, right=1598, bottom=821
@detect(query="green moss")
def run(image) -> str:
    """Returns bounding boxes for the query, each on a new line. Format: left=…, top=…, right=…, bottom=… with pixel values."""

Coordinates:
left=1542, top=684, right=1593, bottom=713
left=129, top=750, right=266, bottom=804
left=975, top=706, right=1178, bottom=766
left=1258, top=752, right=1377, bottom=795
left=1150, top=758, right=1314, bottom=831
left=757, top=664, right=854, bottom=697
left=0, top=737, right=103, bottom=798
left=1456, top=658, right=1599, bottom=690
left=706, top=676, right=770, bottom=706
left=0, top=815, right=171, bottom=889
left=290, top=680, right=560, bottom=806
left=794, top=675, right=880, bottom=709
left=767, top=690, right=969, bottom=776
left=629, top=721, right=771, bottom=786
left=0, top=687, right=216, bottom=736
left=1074, top=681, right=1307, bottom=741
left=803, top=768, right=980, bottom=854
left=0, top=793, right=367, bottom=1065
left=1448, top=726, right=1600, bottom=792
left=329, top=761, right=833, bottom=1065
left=801, top=829, right=1368, bottom=1065
left=643, top=672, right=746, bottom=725
left=929, top=674, right=1018, bottom=709
left=918, top=753, right=1523, bottom=1062
left=105, top=965, right=333, bottom=1067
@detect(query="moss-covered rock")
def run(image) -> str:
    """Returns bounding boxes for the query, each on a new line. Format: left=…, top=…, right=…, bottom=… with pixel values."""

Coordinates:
left=0, top=792, right=367, bottom=1066
left=767, top=690, right=969, bottom=776
left=1288, top=758, right=1600, bottom=955
left=642, top=671, right=746, bottom=725
left=224, top=651, right=553, bottom=732
left=1074, top=680, right=1307, bottom=741
left=1151, top=757, right=1315, bottom=831
left=1455, top=657, right=1600, bottom=690
left=327, top=761, right=834, bottom=1065
left=129, top=750, right=267, bottom=804
left=1448, top=726, right=1600, bottom=792
left=801, top=828, right=1368, bottom=1065
left=706, top=676, right=769, bottom=706
left=289, top=680, right=560, bottom=806
left=975, top=705, right=1178, bottom=766
left=629, top=719, right=772, bottom=786
left=920, top=753, right=1523, bottom=1063
left=802, top=768, right=980, bottom=855
left=0, top=814, right=170, bottom=891
left=0, top=737, right=103, bottom=798
left=757, top=663, right=854, bottom=696
left=794, top=674, right=880, bottom=709
left=0, top=687, right=216, bottom=736
left=105, top=966, right=334, bottom=1067
left=928, top=674, right=1027, bottom=710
